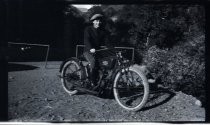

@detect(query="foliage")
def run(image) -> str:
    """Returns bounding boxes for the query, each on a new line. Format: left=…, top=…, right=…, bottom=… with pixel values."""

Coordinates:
left=99, top=4, right=205, bottom=105
left=143, top=34, right=205, bottom=105
left=86, top=6, right=104, bottom=21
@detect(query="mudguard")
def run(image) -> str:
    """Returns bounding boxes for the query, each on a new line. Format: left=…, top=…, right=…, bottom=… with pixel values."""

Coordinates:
left=110, top=64, right=147, bottom=83
left=59, top=57, right=80, bottom=73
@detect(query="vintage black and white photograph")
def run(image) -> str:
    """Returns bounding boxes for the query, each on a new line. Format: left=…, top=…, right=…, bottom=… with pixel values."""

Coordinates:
left=5, top=0, right=205, bottom=122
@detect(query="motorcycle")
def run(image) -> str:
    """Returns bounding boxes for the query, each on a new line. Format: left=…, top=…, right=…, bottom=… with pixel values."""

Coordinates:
left=59, top=47, right=149, bottom=111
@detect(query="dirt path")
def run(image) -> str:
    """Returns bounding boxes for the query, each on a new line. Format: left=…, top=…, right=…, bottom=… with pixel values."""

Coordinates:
left=8, top=62, right=205, bottom=122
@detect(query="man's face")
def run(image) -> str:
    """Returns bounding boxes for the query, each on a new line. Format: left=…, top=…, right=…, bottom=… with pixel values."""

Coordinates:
left=93, top=19, right=102, bottom=29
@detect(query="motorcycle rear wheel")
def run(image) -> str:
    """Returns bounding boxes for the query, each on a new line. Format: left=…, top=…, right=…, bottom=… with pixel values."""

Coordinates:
left=61, top=59, right=82, bottom=95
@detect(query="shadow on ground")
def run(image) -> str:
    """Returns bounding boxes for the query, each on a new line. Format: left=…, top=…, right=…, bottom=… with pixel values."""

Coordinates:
left=141, top=87, right=175, bottom=111
left=8, top=63, right=39, bottom=72
left=73, top=83, right=175, bottom=112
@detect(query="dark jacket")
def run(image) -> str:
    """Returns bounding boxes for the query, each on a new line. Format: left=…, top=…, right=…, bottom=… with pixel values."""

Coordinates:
left=84, top=26, right=108, bottom=52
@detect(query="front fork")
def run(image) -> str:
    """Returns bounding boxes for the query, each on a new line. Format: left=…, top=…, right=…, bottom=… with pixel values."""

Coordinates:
left=119, top=63, right=135, bottom=87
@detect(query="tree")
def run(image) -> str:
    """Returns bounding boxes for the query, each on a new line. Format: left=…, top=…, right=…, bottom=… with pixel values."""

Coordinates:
left=85, top=5, right=104, bottom=20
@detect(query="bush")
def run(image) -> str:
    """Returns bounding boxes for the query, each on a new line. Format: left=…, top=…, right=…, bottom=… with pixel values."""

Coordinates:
left=143, top=34, right=205, bottom=106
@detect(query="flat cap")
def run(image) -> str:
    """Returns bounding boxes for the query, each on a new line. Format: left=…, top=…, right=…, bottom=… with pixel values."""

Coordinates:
left=90, top=14, right=103, bottom=21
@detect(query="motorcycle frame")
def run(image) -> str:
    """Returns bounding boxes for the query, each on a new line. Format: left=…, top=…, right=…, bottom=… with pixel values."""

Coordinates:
left=77, top=50, right=134, bottom=93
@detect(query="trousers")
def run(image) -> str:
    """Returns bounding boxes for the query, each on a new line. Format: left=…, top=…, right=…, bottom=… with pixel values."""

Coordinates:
left=83, top=52, right=99, bottom=84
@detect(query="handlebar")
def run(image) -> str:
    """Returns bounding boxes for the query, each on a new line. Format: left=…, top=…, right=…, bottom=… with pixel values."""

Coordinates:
left=95, top=48, right=124, bottom=53
left=93, top=48, right=127, bottom=56
left=90, top=48, right=117, bottom=59
left=76, top=45, right=134, bottom=61
left=95, top=48, right=109, bottom=52
left=89, top=47, right=133, bottom=65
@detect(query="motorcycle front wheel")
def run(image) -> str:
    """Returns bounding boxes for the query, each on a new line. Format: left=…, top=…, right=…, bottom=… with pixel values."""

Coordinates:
left=113, top=66, right=149, bottom=111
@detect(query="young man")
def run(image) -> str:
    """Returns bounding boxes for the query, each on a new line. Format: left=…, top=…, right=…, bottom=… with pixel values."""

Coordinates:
left=83, top=14, right=108, bottom=85
left=83, top=13, right=156, bottom=85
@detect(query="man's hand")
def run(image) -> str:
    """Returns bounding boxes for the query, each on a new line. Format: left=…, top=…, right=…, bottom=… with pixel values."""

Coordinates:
left=90, top=48, right=96, bottom=53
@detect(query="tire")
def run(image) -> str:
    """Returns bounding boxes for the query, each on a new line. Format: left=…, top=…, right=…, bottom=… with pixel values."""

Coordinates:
left=61, top=58, right=82, bottom=95
left=113, top=65, right=149, bottom=111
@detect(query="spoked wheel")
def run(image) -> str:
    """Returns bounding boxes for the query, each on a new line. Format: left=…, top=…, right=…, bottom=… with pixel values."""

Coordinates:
left=113, top=66, right=149, bottom=111
left=61, top=59, right=82, bottom=95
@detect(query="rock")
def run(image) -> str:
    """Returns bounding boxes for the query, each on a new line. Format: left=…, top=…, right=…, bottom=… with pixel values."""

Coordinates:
left=148, top=79, right=156, bottom=83
left=45, top=98, right=53, bottom=102
left=195, top=100, right=202, bottom=107
left=45, top=105, right=52, bottom=109
left=9, top=76, right=14, bottom=79
left=175, top=95, right=179, bottom=100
